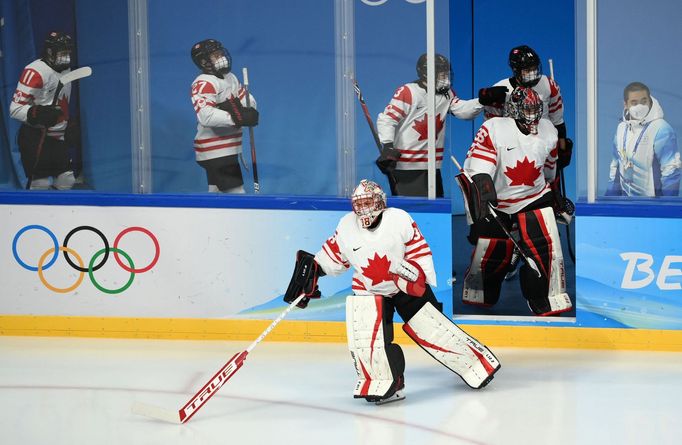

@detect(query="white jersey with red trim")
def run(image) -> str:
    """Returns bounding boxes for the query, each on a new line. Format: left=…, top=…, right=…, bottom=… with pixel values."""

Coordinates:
left=314, top=207, right=436, bottom=297
left=190, top=72, right=256, bottom=161
left=464, top=117, right=558, bottom=214
left=9, top=59, right=71, bottom=140
left=376, top=82, right=483, bottom=170
left=483, top=75, right=564, bottom=127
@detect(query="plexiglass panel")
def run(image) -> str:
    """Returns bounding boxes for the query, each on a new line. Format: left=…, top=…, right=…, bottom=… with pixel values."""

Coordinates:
left=595, top=0, right=682, bottom=200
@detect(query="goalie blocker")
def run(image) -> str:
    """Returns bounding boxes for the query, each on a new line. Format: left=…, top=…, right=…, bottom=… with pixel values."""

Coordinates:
left=283, top=250, right=324, bottom=309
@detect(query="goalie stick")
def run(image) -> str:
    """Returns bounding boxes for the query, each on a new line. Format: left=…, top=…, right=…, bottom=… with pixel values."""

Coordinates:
left=242, top=67, right=260, bottom=193
left=132, top=292, right=306, bottom=424
left=548, top=58, right=575, bottom=264
left=451, top=155, right=543, bottom=278
left=26, top=66, right=93, bottom=189
left=351, top=77, right=398, bottom=195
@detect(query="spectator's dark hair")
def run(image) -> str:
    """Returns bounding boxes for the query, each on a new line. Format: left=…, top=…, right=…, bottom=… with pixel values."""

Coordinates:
left=623, top=82, right=650, bottom=101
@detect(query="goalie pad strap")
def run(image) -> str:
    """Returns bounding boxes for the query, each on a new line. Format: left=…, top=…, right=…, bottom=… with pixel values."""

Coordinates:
left=463, top=237, right=513, bottom=306
left=346, top=295, right=403, bottom=398
left=518, top=207, right=572, bottom=315
left=403, top=302, right=500, bottom=389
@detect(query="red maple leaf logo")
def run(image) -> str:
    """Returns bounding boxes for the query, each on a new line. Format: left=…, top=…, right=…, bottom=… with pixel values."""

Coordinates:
left=361, top=253, right=393, bottom=286
left=412, top=113, right=444, bottom=141
left=504, top=157, right=542, bottom=186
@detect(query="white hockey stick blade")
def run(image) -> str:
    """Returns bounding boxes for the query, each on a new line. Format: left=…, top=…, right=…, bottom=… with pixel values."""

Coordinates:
left=59, top=66, right=92, bottom=85
left=131, top=401, right=181, bottom=424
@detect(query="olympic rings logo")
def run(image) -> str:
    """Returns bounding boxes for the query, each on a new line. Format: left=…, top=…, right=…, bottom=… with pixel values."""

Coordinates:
left=12, top=225, right=160, bottom=294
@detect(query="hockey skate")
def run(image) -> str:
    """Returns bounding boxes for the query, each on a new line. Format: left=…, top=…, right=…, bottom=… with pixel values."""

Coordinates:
left=366, top=377, right=405, bottom=405
left=373, top=389, right=405, bottom=405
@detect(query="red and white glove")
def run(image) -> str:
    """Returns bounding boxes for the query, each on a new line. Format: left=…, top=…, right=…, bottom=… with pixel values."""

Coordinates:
left=391, top=259, right=426, bottom=297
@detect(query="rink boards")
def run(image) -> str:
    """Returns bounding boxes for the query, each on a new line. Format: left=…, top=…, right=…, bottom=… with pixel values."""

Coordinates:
left=0, top=194, right=681, bottom=351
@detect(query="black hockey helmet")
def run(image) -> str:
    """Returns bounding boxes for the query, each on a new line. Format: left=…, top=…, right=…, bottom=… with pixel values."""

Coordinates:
left=191, top=39, right=231, bottom=77
left=508, top=45, right=542, bottom=87
left=507, top=86, right=543, bottom=134
left=42, top=31, right=73, bottom=72
left=416, top=53, right=452, bottom=94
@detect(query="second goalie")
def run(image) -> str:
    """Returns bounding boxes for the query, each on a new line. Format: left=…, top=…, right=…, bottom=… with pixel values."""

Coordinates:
left=283, top=179, right=500, bottom=405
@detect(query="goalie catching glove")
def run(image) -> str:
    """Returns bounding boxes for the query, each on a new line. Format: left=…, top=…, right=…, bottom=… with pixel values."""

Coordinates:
left=390, top=259, right=426, bottom=297
left=457, top=172, right=497, bottom=223
left=218, top=96, right=259, bottom=127
left=283, top=250, right=324, bottom=309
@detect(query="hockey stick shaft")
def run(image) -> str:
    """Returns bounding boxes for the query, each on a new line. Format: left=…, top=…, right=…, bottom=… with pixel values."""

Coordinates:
left=450, top=155, right=543, bottom=278
left=132, top=292, right=306, bottom=424
left=548, top=58, right=575, bottom=264
left=351, top=77, right=399, bottom=194
left=242, top=68, right=259, bottom=193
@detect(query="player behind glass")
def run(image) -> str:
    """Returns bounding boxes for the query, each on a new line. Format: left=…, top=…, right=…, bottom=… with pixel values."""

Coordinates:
left=459, top=87, right=572, bottom=316
left=9, top=31, right=76, bottom=190
left=483, top=45, right=572, bottom=170
left=190, top=39, right=258, bottom=193
left=376, top=54, right=499, bottom=197
left=282, top=179, right=500, bottom=404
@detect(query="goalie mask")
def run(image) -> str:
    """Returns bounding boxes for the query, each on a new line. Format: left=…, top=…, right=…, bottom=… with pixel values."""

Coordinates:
left=509, top=45, right=542, bottom=88
left=42, top=31, right=73, bottom=72
left=191, top=39, right=232, bottom=78
left=416, top=53, right=452, bottom=94
left=351, top=179, right=387, bottom=229
left=507, top=87, right=543, bottom=134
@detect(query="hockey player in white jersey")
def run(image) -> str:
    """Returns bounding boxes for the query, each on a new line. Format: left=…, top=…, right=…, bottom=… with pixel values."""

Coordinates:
left=190, top=39, right=258, bottom=193
left=481, top=45, right=572, bottom=169
left=607, top=81, right=681, bottom=197
left=376, top=54, right=492, bottom=197
left=282, top=179, right=500, bottom=404
left=9, top=31, right=76, bottom=190
left=459, top=87, right=572, bottom=316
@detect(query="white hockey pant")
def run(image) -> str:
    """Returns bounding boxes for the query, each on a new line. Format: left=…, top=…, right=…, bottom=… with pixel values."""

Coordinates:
left=518, top=207, right=572, bottom=316
left=403, top=302, right=500, bottom=389
left=346, top=295, right=404, bottom=399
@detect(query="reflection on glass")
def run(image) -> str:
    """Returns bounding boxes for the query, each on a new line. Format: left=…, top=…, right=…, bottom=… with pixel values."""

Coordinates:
left=607, top=82, right=681, bottom=197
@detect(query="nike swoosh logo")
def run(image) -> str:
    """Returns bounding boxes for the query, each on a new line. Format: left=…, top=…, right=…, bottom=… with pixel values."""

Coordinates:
left=506, top=147, right=516, bottom=151
left=352, top=247, right=362, bottom=251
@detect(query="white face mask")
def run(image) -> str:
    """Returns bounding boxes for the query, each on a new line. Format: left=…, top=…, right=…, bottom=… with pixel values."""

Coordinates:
left=628, top=103, right=649, bottom=120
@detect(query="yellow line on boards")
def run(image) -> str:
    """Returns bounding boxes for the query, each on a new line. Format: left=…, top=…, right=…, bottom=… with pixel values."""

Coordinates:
left=1, top=315, right=682, bottom=351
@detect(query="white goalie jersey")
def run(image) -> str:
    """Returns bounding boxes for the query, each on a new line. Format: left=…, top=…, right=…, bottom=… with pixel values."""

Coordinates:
left=464, top=117, right=558, bottom=214
left=376, top=82, right=483, bottom=170
left=190, top=72, right=256, bottom=161
left=314, top=208, right=436, bottom=296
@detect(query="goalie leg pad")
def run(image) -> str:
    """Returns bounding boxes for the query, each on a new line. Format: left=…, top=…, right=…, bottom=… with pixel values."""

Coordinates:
left=346, top=295, right=404, bottom=400
left=517, top=207, right=572, bottom=316
left=463, top=237, right=514, bottom=306
left=403, top=302, right=500, bottom=389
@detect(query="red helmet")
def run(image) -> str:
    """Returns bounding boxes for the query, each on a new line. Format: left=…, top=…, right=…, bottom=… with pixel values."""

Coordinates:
left=507, top=87, right=543, bottom=134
